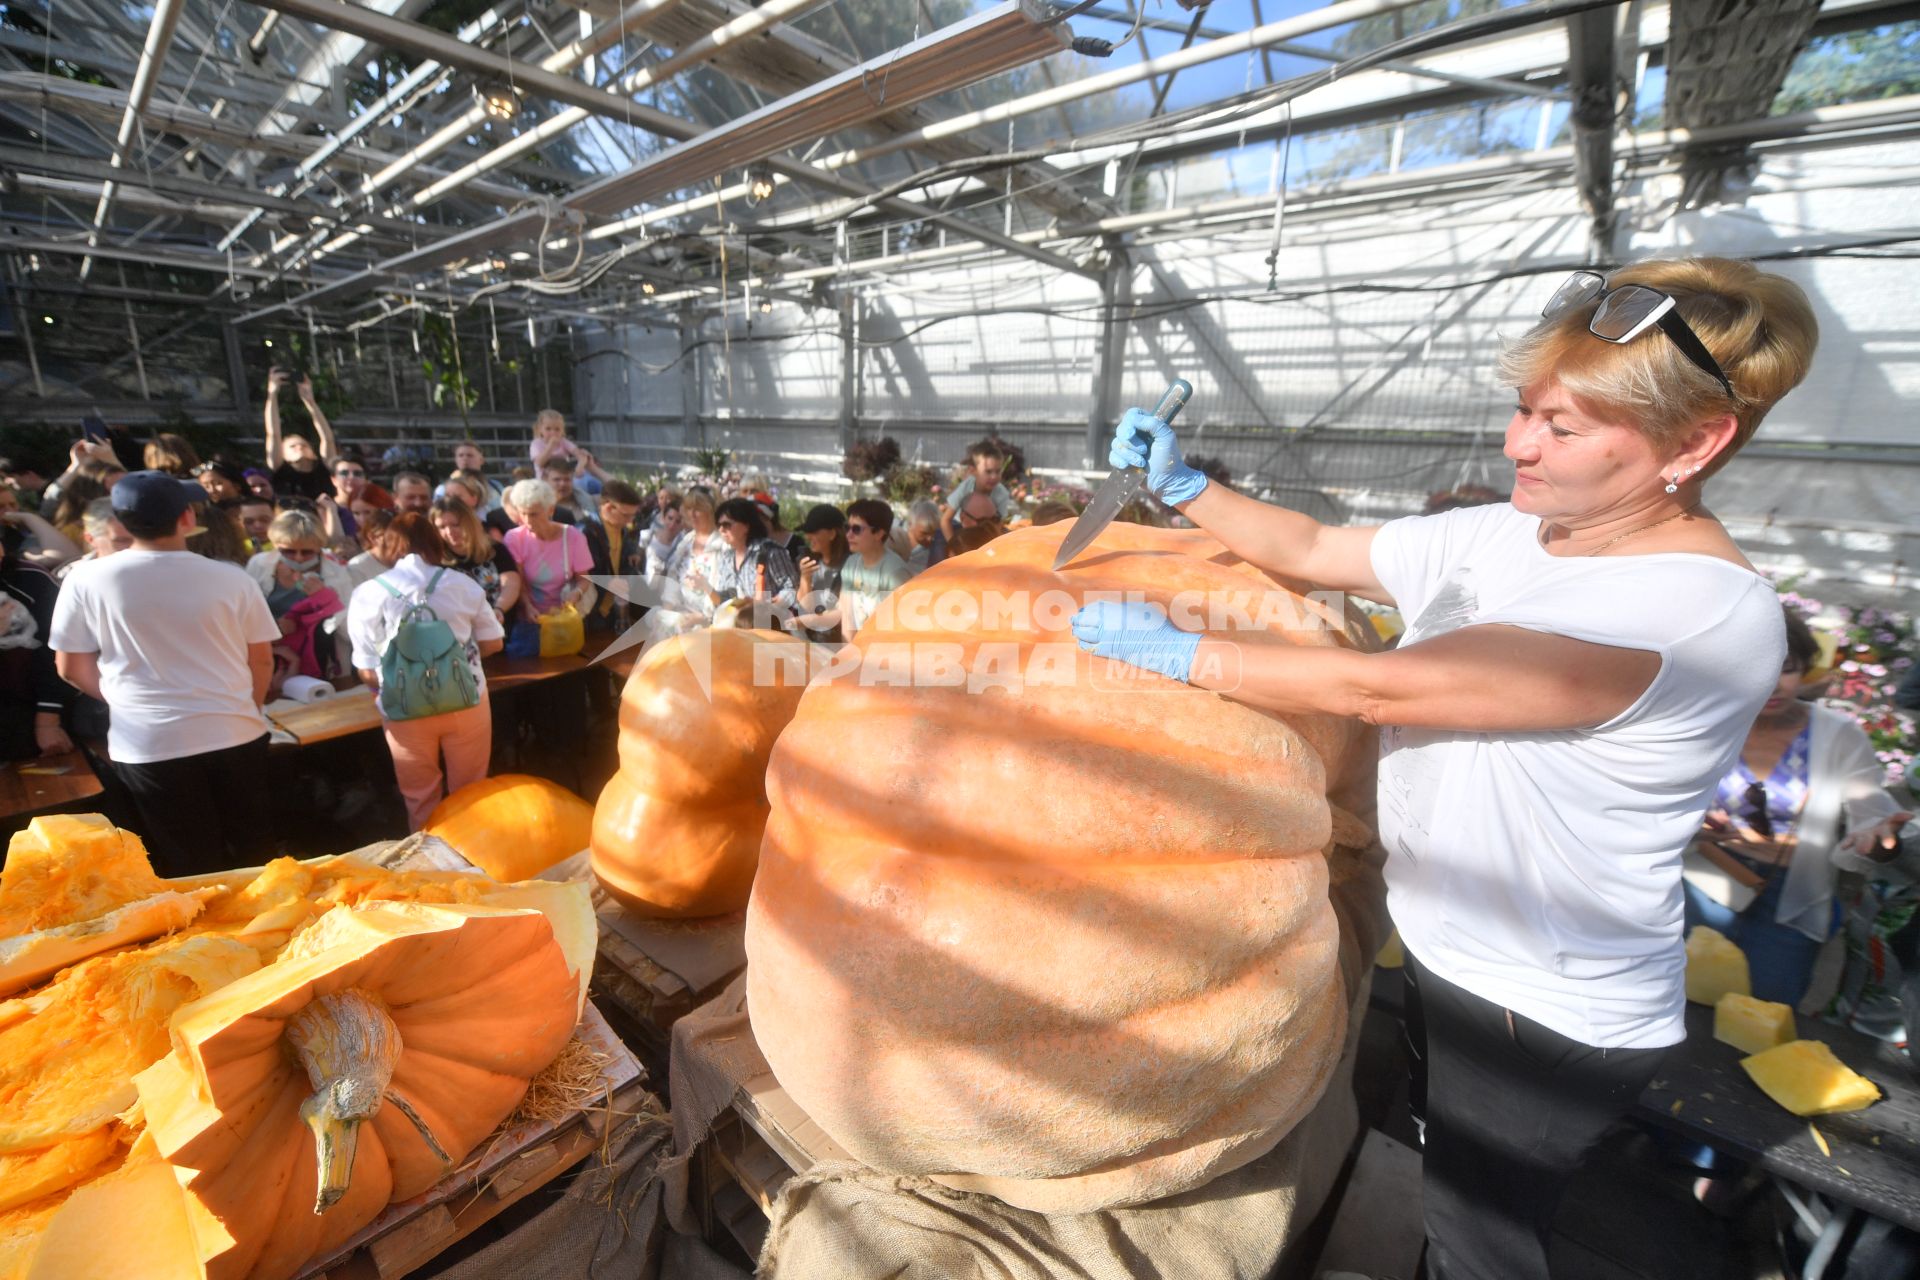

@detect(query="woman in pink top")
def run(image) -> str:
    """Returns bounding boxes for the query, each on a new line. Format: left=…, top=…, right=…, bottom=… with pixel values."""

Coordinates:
left=502, top=478, right=591, bottom=619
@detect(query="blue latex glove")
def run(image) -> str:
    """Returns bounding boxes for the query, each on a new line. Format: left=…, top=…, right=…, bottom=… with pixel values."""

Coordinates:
left=1071, top=600, right=1200, bottom=684
left=1110, top=406, right=1209, bottom=506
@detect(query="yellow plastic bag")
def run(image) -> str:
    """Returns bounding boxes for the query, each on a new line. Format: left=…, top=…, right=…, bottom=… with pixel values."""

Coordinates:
left=536, top=603, right=584, bottom=657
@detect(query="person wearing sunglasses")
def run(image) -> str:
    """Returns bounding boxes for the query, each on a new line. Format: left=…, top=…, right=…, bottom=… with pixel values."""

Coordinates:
left=686, top=498, right=799, bottom=626
left=1072, top=257, right=1819, bottom=1280
left=1686, top=606, right=1911, bottom=1006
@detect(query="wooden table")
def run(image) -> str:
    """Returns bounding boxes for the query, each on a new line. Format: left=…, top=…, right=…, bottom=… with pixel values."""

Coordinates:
left=266, top=685, right=382, bottom=747
left=0, top=749, right=104, bottom=819
left=483, top=629, right=633, bottom=693
left=267, top=633, right=636, bottom=749
left=1636, top=1003, right=1920, bottom=1232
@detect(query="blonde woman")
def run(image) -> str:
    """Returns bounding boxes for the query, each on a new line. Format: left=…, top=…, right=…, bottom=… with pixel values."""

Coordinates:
left=1076, top=257, right=1820, bottom=1280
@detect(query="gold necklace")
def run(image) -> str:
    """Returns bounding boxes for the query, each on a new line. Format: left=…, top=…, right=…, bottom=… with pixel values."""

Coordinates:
left=1544, top=505, right=1698, bottom=557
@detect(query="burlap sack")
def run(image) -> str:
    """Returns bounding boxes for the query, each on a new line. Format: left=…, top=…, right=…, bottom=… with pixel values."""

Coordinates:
left=438, top=1095, right=746, bottom=1280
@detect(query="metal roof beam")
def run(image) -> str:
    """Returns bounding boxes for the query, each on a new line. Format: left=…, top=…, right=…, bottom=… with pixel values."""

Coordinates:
left=78, top=0, right=184, bottom=281
left=239, top=3, right=1092, bottom=319
left=0, top=26, right=333, bottom=110
left=1565, top=4, right=1619, bottom=255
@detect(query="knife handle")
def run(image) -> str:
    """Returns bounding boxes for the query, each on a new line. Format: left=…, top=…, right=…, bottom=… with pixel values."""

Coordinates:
left=1151, top=379, right=1194, bottom=426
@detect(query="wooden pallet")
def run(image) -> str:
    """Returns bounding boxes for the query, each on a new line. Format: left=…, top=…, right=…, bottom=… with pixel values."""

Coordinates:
left=296, top=1001, right=647, bottom=1280
left=591, top=893, right=748, bottom=1071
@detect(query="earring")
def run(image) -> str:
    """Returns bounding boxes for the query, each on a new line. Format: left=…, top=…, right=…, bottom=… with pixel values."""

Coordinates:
left=1665, top=475, right=1679, bottom=494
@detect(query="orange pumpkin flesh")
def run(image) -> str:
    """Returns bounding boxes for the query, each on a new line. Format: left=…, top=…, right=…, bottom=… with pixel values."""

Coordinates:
left=591, top=628, right=811, bottom=918
left=0, top=815, right=221, bottom=998
left=423, top=774, right=595, bottom=882
left=745, top=523, right=1375, bottom=1213
left=136, top=901, right=583, bottom=1280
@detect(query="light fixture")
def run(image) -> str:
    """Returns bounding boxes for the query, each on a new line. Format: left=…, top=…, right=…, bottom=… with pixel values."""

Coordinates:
left=746, top=162, right=775, bottom=205
left=0, top=167, right=17, bottom=195
left=641, top=280, right=656, bottom=295
left=41, top=315, right=53, bottom=326
left=264, top=338, right=274, bottom=347
left=474, top=78, right=520, bottom=122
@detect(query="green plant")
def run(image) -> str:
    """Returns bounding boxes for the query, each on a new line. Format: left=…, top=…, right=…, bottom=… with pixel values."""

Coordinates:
left=691, top=447, right=733, bottom=477
left=419, top=313, right=479, bottom=425
left=883, top=462, right=938, bottom=507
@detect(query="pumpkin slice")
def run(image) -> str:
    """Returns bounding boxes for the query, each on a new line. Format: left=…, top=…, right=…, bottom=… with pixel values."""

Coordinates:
left=0, top=814, right=221, bottom=997
left=192, top=855, right=503, bottom=954
left=0, top=1136, right=136, bottom=1280
left=1741, top=1039, right=1882, bottom=1116
left=0, top=932, right=259, bottom=1156
left=591, top=628, right=811, bottom=918
left=0, top=1126, right=123, bottom=1214
left=19, top=1135, right=198, bottom=1280
left=1685, top=925, right=1750, bottom=1006
left=424, top=774, right=595, bottom=882
left=136, top=898, right=585, bottom=1280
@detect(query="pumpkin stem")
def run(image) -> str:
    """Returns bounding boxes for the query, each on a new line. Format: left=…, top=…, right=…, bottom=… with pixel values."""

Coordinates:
left=286, top=988, right=404, bottom=1215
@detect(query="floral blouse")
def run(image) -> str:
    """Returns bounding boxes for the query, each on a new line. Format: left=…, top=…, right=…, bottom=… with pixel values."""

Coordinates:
left=1713, top=723, right=1812, bottom=870
left=701, top=539, right=797, bottom=611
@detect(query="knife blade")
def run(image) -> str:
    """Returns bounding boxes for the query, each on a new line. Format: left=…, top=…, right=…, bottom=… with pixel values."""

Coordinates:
left=1051, top=379, right=1193, bottom=571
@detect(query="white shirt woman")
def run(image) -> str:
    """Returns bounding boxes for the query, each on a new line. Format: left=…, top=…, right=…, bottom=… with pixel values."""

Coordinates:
left=348, top=541, right=504, bottom=829
left=1072, top=257, right=1822, bottom=1280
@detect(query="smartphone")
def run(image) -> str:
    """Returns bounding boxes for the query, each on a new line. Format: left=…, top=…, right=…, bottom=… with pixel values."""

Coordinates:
left=80, top=413, right=109, bottom=442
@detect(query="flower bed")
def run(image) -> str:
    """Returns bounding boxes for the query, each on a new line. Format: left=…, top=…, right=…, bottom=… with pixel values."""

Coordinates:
left=1778, top=587, right=1917, bottom=792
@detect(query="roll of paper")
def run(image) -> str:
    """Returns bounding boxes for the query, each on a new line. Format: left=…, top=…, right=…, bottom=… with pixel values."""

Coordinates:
left=281, top=675, right=335, bottom=704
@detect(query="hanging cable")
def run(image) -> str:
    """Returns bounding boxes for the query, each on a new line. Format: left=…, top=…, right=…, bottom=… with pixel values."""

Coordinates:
left=1264, top=101, right=1292, bottom=292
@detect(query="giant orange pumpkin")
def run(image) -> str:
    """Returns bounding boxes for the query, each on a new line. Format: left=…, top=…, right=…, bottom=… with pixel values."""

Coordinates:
left=591, top=628, right=812, bottom=917
left=745, top=523, right=1379, bottom=1213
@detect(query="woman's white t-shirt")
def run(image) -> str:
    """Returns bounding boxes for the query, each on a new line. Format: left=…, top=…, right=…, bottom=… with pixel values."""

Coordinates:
left=1369, top=503, right=1785, bottom=1049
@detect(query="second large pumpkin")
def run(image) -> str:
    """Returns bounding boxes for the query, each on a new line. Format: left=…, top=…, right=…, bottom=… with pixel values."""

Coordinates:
left=591, top=628, right=812, bottom=918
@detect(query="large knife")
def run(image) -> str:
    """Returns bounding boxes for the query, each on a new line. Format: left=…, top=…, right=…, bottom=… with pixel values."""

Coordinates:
left=1051, top=379, right=1193, bottom=571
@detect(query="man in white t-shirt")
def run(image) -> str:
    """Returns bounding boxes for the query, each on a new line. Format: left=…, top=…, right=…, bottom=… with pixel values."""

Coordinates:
left=51, top=471, right=280, bottom=877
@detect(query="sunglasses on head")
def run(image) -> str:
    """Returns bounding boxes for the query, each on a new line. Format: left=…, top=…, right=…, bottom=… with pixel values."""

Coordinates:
left=334, top=467, right=365, bottom=478
left=1542, top=271, right=1736, bottom=401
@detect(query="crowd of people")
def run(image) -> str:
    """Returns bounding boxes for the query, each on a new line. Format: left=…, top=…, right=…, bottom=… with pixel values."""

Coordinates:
left=0, top=374, right=1056, bottom=872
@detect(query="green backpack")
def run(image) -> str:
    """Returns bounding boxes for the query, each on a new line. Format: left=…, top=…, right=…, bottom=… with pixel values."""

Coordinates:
left=374, top=568, right=480, bottom=721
